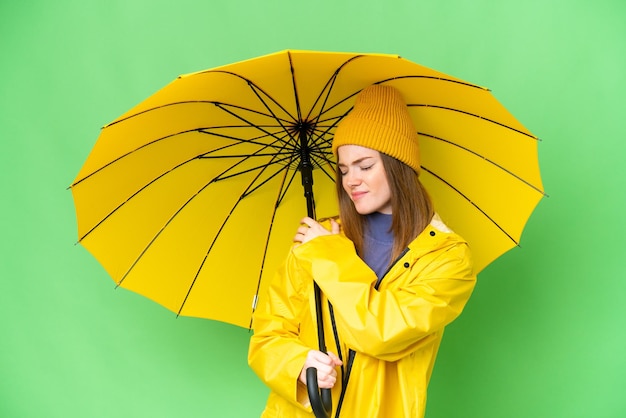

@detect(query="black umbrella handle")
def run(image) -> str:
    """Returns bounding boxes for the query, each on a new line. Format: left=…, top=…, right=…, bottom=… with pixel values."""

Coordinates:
left=307, top=282, right=332, bottom=417
left=306, top=367, right=332, bottom=418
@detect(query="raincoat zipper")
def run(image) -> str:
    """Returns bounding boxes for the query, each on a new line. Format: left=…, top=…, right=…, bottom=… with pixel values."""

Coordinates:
left=330, top=247, right=410, bottom=417
left=374, top=248, right=410, bottom=290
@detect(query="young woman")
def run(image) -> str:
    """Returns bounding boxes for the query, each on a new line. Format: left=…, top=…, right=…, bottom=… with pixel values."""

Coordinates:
left=248, top=85, right=476, bottom=417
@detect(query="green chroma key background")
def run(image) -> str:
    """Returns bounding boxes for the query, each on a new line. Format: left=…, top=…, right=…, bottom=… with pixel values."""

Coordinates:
left=1, top=1, right=624, bottom=416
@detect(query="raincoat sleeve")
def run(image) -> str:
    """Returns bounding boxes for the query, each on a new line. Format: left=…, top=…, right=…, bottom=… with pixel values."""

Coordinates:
left=247, top=249, right=313, bottom=409
left=292, top=232, right=475, bottom=362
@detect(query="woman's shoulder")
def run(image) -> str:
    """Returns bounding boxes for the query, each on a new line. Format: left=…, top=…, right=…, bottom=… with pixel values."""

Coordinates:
left=430, top=213, right=453, bottom=234
left=411, top=213, right=469, bottom=250
left=407, top=215, right=474, bottom=275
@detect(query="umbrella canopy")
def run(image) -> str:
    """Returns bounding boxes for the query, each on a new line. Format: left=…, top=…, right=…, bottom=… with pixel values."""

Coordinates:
left=71, top=50, right=544, bottom=329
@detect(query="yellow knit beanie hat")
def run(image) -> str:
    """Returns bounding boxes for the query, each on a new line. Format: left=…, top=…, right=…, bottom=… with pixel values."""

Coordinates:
left=332, top=84, right=420, bottom=173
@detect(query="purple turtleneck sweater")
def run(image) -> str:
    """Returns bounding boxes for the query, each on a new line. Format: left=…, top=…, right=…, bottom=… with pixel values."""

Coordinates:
left=362, top=212, right=394, bottom=279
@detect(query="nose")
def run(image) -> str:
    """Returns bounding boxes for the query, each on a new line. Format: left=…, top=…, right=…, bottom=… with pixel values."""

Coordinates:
left=343, top=170, right=361, bottom=188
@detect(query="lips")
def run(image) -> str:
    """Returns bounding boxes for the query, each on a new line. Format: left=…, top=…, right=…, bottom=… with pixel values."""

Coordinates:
left=350, top=191, right=367, bottom=201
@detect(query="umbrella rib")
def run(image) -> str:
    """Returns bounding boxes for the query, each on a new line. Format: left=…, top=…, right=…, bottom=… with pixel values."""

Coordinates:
left=421, top=165, right=520, bottom=245
left=103, top=100, right=291, bottom=129
left=305, top=56, right=475, bottom=126
left=114, top=138, right=289, bottom=291
left=243, top=82, right=303, bottom=152
left=213, top=101, right=295, bottom=149
left=247, top=150, right=302, bottom=328
left=72, top=127, right=200, bottom=187
left=289, top=56, right=359, bottom=171
left=287, top=51, right=303, bottom=122
left=213, top=154, right=295, bottom=184
left=241, top=162, right=293, bottom=198
left=199, top=121, right=296, bottom=156
left=375, top=74, right=488, bottom=91
left=78, top=151, right=204, bottom=242
left=299, top=55, right=387, bottom=158
left=248, top=159, right=294, bottom=328
left=176, top=145, right=295, bottom=316
left=198, top=96, right=306, bottom=197
left=197, top=125, right=294, bottom=150
left=420, top=133, right=545, bottom=195
left=114, top=178, right=212, bottom=288
left=78, top=89, right=303, bottom=242
left=410, top=104, right=538, bottom=139
left=302, top=66, right=346, bottom=156
left=195, top=54, right=366, bottom=127
left=311, top=158, right=337, bottom=183
left=76, top=132, right=293, bottom=242
left=209, top=102, right=294, bottom=133
left=204, top=70, right=299, bottom=123
left=275, top=155, right=301, bottom=207
left=197, top=124, right=300, bottom=179
left=302, top=54, right=364, bottom=123
left=72, top=105, right=294, bottom=187
left=198, top=152, right=291, bottom=160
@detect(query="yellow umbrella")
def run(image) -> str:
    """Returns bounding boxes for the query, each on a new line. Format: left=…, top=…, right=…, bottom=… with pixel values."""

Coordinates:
left=71, top=50, right=544, bottom=329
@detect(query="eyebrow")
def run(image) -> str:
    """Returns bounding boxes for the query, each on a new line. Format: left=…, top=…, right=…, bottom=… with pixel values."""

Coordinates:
left=337, top=156, right=375, bottom=168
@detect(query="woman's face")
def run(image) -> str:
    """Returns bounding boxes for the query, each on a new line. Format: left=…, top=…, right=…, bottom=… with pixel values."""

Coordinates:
left=337, top=145, right=392, bottom=215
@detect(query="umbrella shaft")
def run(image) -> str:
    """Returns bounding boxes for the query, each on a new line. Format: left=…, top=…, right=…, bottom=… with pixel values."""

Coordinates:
left=298, top=129, right=325, bottom=354
left=299, top=130, right=316, bottom=219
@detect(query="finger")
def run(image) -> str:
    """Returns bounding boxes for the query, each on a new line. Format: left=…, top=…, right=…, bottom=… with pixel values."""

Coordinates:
left=330, top=219, right=340, bottom=235
left=300, top=216, right=315, bottom=227
left=318, top=378, right=336, bottom=389
left=315, top=366, right=337, bottom=382
left=318, top=374, right=337, bottom=389
left=303, top=217, right=325, bottom=232
left=313, top=361, right=336, bottom=376
left=310, top=350, right=333, bottom=365
left=309, top=360, right=338, bottom=381
left=327, top=351, right=343, bottom=366
left=313, top=370, right=335, bottom=387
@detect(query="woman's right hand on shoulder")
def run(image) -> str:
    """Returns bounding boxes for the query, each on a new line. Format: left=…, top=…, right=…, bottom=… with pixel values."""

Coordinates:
left=298, top=350, right=343, bottom=389
left=294, top=217, right=340, bottom=246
